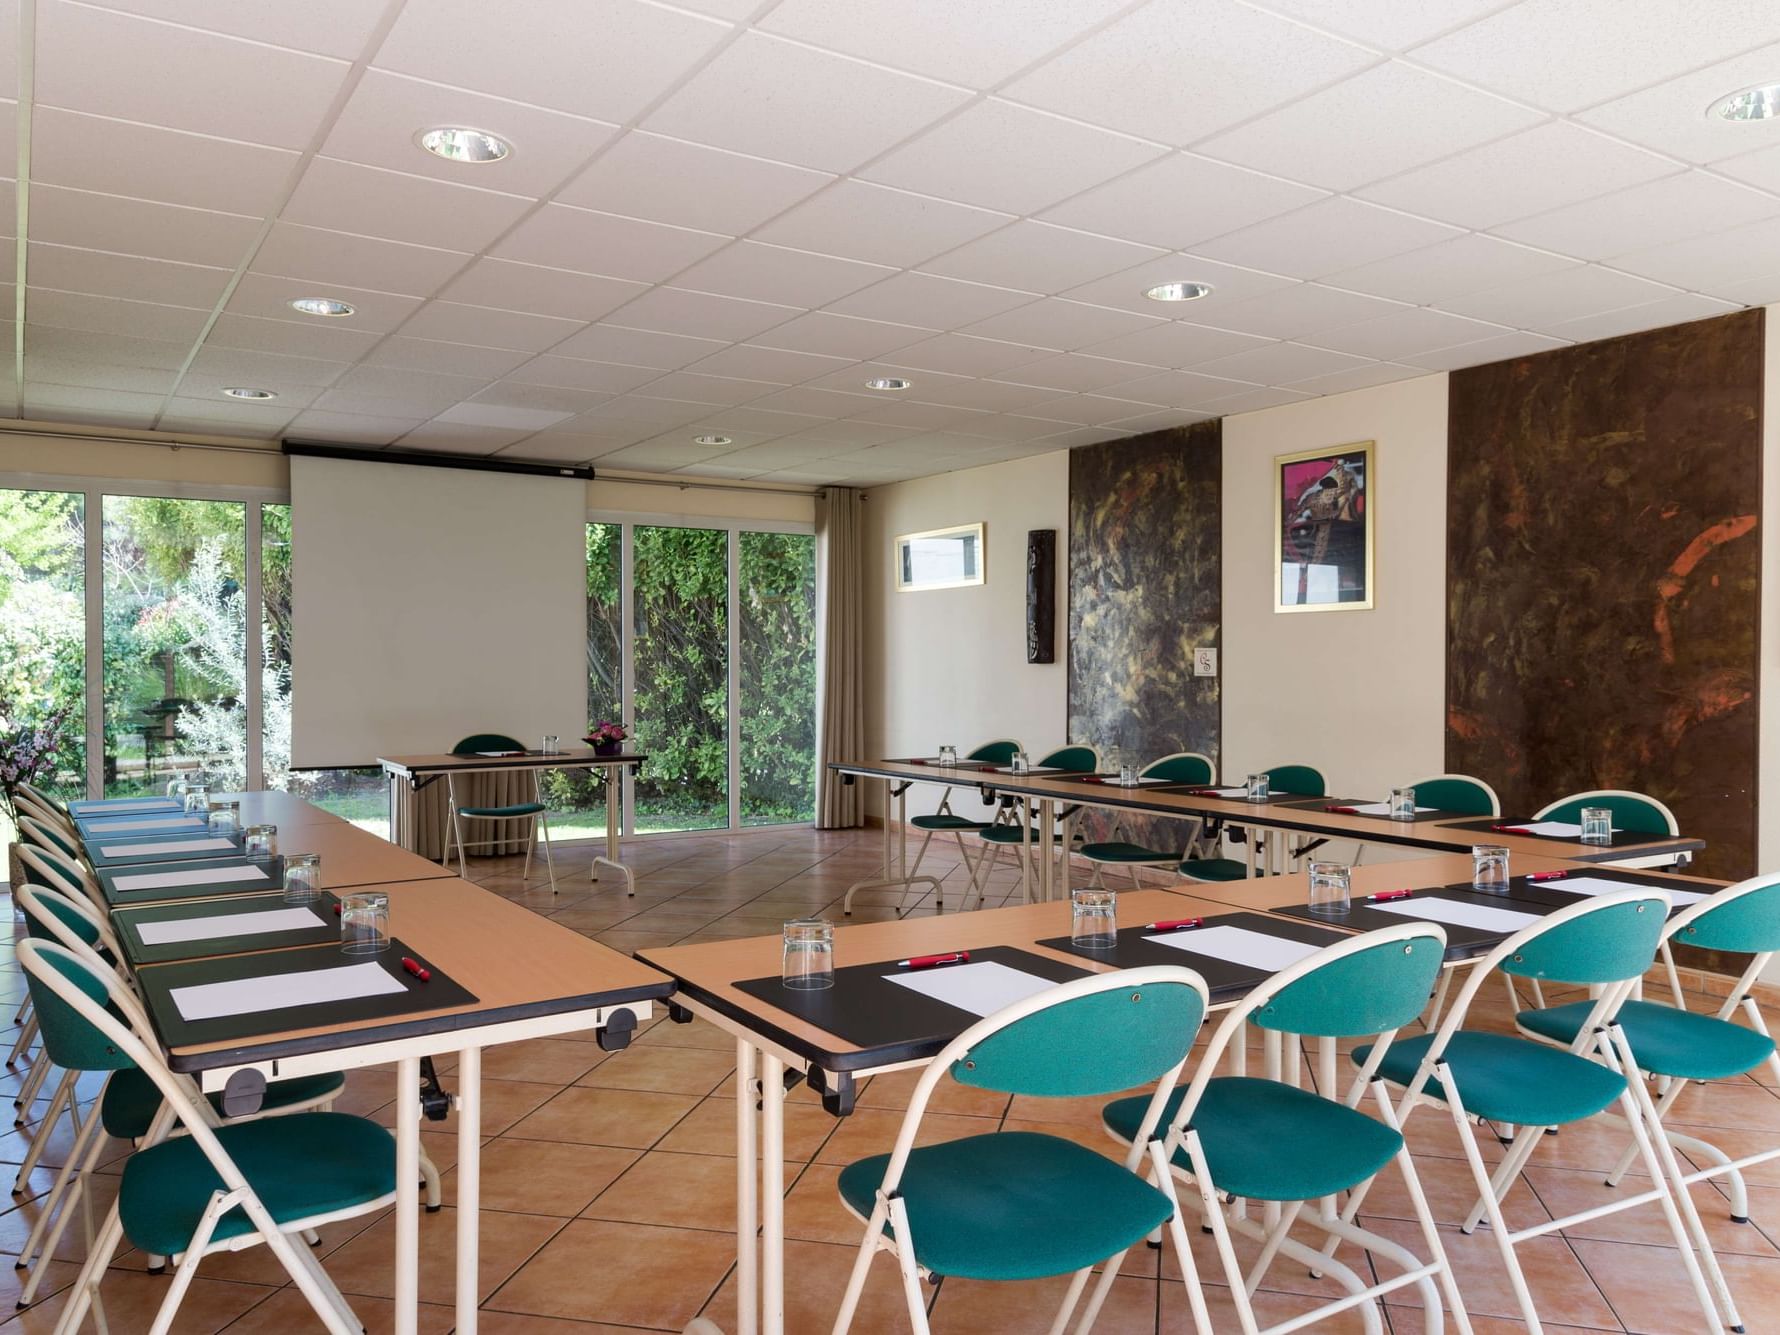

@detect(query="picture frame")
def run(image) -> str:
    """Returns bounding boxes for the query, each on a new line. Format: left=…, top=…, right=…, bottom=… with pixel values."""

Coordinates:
left=895, top=522, right=985, bottom=592
left=1274, top=441, right=1373, bottom=613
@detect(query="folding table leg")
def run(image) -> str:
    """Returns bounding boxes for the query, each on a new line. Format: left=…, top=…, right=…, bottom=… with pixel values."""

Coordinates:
left=456, top=1046, right=482, bottom=1335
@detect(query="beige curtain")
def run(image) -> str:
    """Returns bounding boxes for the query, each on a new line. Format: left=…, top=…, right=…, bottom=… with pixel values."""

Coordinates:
left=390, top=769, right=545, bottom=862
left=815, top=487, right=865, bottom=829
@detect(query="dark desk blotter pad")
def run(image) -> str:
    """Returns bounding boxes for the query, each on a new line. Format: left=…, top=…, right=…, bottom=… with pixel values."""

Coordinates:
left=99, top=856, right=288, bottom=907
left=1037, top=911, right=1347, bottom=1002
left=137, top=936, right=475, bottom=1049
left=85, top=833, right=248, bottom=868
left=115, top=889, right=342, bottom=966
left=885, top=758, right=997, bottom=771
left=1469, top=870, right=1698, bottom=916
left=733, top=945, right=1087, bottom=1053
left=1276, top=798, right=1471, bottom=824
left=1274, top=887, right=1570, bottom=960
left=1440, top=817, right=1670, bottom=848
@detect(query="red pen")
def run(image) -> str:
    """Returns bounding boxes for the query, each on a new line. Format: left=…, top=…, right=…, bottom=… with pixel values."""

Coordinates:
left=1492, top=824, right=1533, bottom=834
left=1188, top=789, right=1223, bottom=797
left=1526, top=870, right=1570, bottom=882
left=401, top=956, right=431, bottom=982
left=899, top=951, right=969, bottom=969
left=1368, top=889, right=1414, bottom=902
left=1144, top=917, right=1203, bottom=932
left=1325, top=804, right=1359, bottom=814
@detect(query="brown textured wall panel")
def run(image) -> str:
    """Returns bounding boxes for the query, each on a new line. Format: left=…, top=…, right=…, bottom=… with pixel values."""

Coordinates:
left=1069, top=420, right=1222, bottom=852
left=1446, top=309, right=1762, bottom=879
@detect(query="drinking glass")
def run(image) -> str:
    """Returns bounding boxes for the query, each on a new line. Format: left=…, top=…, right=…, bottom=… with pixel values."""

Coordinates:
left=936, top=745, right=958, bottom=767
left=165, top=776, right=188, bottom=801
left=182, top=782, right=211, bottom=816
left=1389, top=787, right=1417, bottom=821
left=340, top=891, right=391, bottom=955
left=1308, top=861, right=1351, bottom=916
left=1009, top=750, right=1029, bottom=774
left=1472, top=844, right=1510, bottom=893
left=1245, top=772, right=1270, bottom=802
left=782, top=918, right=834, bottom=990
left=207, top=800, right=240, bottom=835
left=1580, top=806, right=1613, bottom=845
left=243, top=824, right=278, bottom=859
left=1118, top=760, right=1140, bottom=787
left=541, top=734, right=560, bottom=755
left=1071, top=887, right=1118, bottom=948
left=283, top=853, right=322, bottom=905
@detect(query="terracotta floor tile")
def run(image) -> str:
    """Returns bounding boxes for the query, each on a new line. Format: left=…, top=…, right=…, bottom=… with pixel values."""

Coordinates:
left=368, top=1076, right=560, bottom=1138
left=929, top=1270, right=1159, bottom=1333
left=488, top=1218, right=735, bottom=1327
left=637, top=1015, right=741, bottom=1051
left=1523, top=1164, right=1777, bottom=1256
left=216, top=1288, right=457, bottom=1334
left=575, top=1042, right=734, bottom=1096
left=702, top=1236, right=919, bottom=1335
left=1568, top=1234, right=1780, bottom=1333
left=450, top=1139, right=639, bottom=1217
left=583, top=1148, right=798, bottom=1232
left=476, top=1037, right=610, bottom=1086
left=320, top=1204, right=562, bottom=1305
left=813, top=1108, right=1001, bottom=1167
left=657, top=1096, right=839, bottom=1161
left=504, top=1085, right=698, bottom=1149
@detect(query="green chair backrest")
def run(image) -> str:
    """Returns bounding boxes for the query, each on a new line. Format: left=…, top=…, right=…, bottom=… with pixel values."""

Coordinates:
left=1040, top=745, right=1099, bottom=774
left=968, top=739, right=1021, bottom=764
left=1501, top=895, right=1668, bottom=984
left=950, top=977, right=1204, bottom=1097
left=1265, top=764, right=1326, bottom=797
left=1407, top=775, right=1498, bottom=817
left=1142, top=752, right=1214, bottom=785
left=20, top=935, right=134, bottom=1073
left=1673, top=878, right=1780, bottom=956
left=1249, top=931, right=1444, bottom=1037
left=452, top=733, right=525, bottom=755
left=1535, top=790, right=1676, bottom=836
left=15, top=782, right=64, bottom=815
left=19, top=817, right=77, bottom=859
left=19, top=887, right=99, bottom=950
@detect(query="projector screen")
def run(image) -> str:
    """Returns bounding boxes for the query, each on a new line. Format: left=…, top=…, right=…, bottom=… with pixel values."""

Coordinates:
left=288, top=455, right=587, bottom=769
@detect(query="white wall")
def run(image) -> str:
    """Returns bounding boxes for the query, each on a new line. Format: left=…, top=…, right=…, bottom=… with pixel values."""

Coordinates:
left=862, top=451, right=1068, bottom=819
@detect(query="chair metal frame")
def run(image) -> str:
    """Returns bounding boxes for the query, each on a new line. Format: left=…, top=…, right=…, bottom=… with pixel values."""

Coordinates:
left=1081, top=751, right=1218, bottom=889
left=442, top=734, right=557, bottom=893
left=974, top=745, right=1101, bottom=905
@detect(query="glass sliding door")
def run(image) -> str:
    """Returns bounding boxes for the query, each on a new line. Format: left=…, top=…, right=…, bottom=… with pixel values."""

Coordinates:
left=542, top=521, right=624, bottom=838
left=739, top=531, right=817, bottom=826
left=0, top=488, right=86, bottom=847
left=261, top=502, right=292, bottom=789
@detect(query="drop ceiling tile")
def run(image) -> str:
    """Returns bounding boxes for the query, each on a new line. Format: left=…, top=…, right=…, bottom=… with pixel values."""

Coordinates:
left=1037, top=152, right=1327, bottom=252
left=0, top=179, right=15, bottom=238
left=22, top=326, right=191, bottom=371
left=322, top=70, right=618, bottom=198
left=751, top=180, right=1012, bottom=268
left=686, top=406, right=825, bottom=435
left=1283, top=361, right=1427, bottom=396
left=1417, top=0, right=1780, bottom=115
left=187, top=347, right=350, bottom=387
left=1324, top=234, right=1579, bottom=304
left=1301, top=306, right=1513, bottom=360
left=596, top=441, right=733, bottom=469
left=880, top=332, right=1053, bottom=377
left=29, top=243, right=228, bottom=308
left=699, top=439, right=837, bottom=469
left=1073, top=321, right=1272, bottom=369
left=1090, top=369, right=1255, bottom=410
left=751, top=311, right=931, bottom=359
left=1609, top=215, right=1780, bottom=294
left=227, top=273, right=423, bottom=334
left=643, top=32, right=973, bottom=174
left=23, top=354, right=179, bottom=395
left=1192, top=342, right=1375, bottom=384
left=25, top=289, right=210, bottom=343
left=779, top=419, right=914, bottom=446
left=284, top=410, right=430, bottom=444
left=1245, top=0, right=1510, bottom=49
left=160, top=397, right=298, bottom=434
left=1012, top=393, right=1161, bottom=426
left=91, top=0, right=385, bottom=58
left=844, top=399, right=992, bottom=431
left=919, top=221, right=1164, bottom=295
left=174, top=373, right=323, bottom=410
left=558, top=132, right=832, bottom=235
left=491, top=204, right=729, bottom=283
left=957, top=298, right=1157, bottom=350
left=1180, top=284, right=1410, bottom=341
left=376, top=0, right=731, bottom=123
left=1358, top=122, right=1680, bottom=230
left=396, top=421, right=532, bottom=452
left=550, top=323, right=727, bottom=369
left=499, top=432, right=632, bottom=462
left=249, top=222, right=467, bottom=298
left=1538, top=293, right=1743, bottom=344
left=993, top=352, right=1167, bottom=393
left=397, top=301, right=585, bottom=353
left=283, top=158, right=534, bottom=253
left=684, top=344, right=852, bottom=384
left=360, top=337, right=532, bottom=379
left=468, top=382, right=612, bottom=415
left=438, top=258, right=645, bottom=323
left=37, top=1, right=350, bottom=149
left=861, top=99, right=1167, bottom=215
left=503, top=355, right=661, bottom=393
left=207, top=312, right=383, bottom=361
left=432, top=402, right=575, bottom=431
left=31, top=108, right=298, bottom=216
left=1193, top=384, right=1317, bottom=415
left=603, top=288, right=802, bottom=343
left=632, top=371, right=779, bottom=406
left=1398, top=330, right=1571, bottom=371
left=1690, top=270, right=1780, bottom=308
left=826, top=272, right=1033, bottom=327
left=1194, top=198, right=1460, bottom=281
left=29, top=184, right=257, bottom=269
left=672, top=242, right=893, bottom=308
left=1440, top=264, right=1684, bottom=328
left=1492, top=171, right=1780, bottom=261
left=1577, top=40, right=1780, bottom=165
left=24, top=383, right=163, bottom=420
left=578, top=395, right=713, bottom=429
left=910, top=379, right=1070, bottom=412
left=805, top=360, right=970, bottom=397
left=1003, top=0, right=1373, bottom=146
left=1096, top=407, right=1206, bottom=434
left=746, top=385, right=886, bottom=417
left=1714, top=141, right=1780, bottom=197
left=316, top=367, right=492, bottom=418
left=1059, top=254, right=1296, bottom=317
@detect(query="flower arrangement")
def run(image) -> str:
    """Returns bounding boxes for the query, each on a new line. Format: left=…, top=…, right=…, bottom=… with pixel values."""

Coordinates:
left=584, top=721, right=627, bottom=755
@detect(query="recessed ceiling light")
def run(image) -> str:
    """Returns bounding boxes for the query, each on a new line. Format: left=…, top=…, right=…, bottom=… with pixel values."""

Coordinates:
left=865, top=377, right=912, bottom=391
left=1711, top=82, right=1780, bottom=121
left=693, top=434, right=732, bottom=446
left=416, top=126, right=512, bottom=163
left=1144, top=281, right=1214, bottom=302
left=288, top=297, right=355, bottom=318
left=221, top=387, right=277, bottom=400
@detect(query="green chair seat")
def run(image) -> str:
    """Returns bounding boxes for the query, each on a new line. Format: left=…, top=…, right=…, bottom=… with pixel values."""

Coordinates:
left=1081, top=842, right=1173, bottom=863
left=118, top=1112, right=396, bottom=1258
left=979, top=826, right=1067, bottom=845
left=101, top=1069, right=347, bottom=1141
left=1518, top=1000, right=1776, bottom=1082
left=1104, top=1077, right=1402, bottom=1202
left=1357, top=1031, right=1626, bottom=1127
left=456, top=802, right=545, bottom=819
left=837, top=1131, right=1173, bottom=1282
left=910, top=814, right=992, bottom=832
left=1177, top=858, right=1253, bottom=882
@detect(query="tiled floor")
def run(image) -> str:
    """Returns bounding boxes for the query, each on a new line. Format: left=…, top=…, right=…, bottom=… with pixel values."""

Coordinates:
left=1, top=827, right=1779, bottom=1332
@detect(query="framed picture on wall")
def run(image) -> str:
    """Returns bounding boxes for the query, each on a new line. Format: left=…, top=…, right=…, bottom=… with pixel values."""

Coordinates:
left=1274, top=441, right=1373, bottom=613
left=895, top=522, right=985, bottom=591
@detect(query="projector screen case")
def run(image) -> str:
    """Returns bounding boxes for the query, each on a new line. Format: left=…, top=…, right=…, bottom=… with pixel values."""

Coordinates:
left=288, top=454, right=587, bottom=770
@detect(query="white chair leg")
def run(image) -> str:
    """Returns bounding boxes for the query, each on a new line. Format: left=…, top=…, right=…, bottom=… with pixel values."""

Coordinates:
left=15, top=1071, right=75, bottom=1194
left=522, top=817, right=535, bottom=882
left=420, top=1149, right=442, bottom=1211
left=887, top=1199, right=932, bottom=1335
left=538, top=809, right=557, bottom=894
left=8, top=1012, right=37, bottom=1067
left=832, top=1199, right=889, bottom=1335
left=49, top=1197, right=125, bottom=1335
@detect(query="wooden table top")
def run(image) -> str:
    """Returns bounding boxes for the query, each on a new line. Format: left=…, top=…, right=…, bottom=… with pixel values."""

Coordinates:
left=213, top=790, right=349, bottom=829
left=274, top=822, right=455, bottom=890
left=377, top=748, right=646, bottom=778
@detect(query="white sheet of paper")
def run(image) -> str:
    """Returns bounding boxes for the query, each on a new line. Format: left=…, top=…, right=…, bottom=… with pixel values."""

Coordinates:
left=1542, top=876, right=1707, bottom=906
left=112, top=865, right=275, bottom=894
left=1351, top=802, right=1435, bottom=815
left=1369, top=897, right=1541, bottom=932
left=1144, top=925, right=1323, bottom=972
left=98, top=837, right=236, bottom=858
left=171, top=961, right=405, bottom=1022
left=83, top=816, right=206, bottom=832
left=992, top=766, right=1062, bottom=775
left=71, top=798, right=180, bottom=813
left=474, top=751, right=524, bottom=757
left=1208, top=787, right=1249, bottom=798
left=883, top=960, right=1057, bottom=1017
left=1501, top=821, right=1617, bottom=838
left=136, top=906, right=325, bottom=947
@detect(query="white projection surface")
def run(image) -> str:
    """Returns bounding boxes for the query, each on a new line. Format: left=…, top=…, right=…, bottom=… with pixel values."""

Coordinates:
left=289, top=455, right=585, bottom=769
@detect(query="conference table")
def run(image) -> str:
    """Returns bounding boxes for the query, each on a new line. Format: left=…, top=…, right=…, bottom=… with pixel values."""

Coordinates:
left=64, top=792, right=674, bottom=1335
left=831, top=758, right=1707, bottom=909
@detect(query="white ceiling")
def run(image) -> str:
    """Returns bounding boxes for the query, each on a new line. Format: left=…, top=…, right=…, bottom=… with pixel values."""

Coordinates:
left=5, top=0, right=1780, bottom=485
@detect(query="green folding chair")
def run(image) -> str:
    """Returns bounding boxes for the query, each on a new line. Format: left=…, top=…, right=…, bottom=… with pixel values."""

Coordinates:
left=1404, top=774, right=1500, bottom=817
left=1534, top=788, right=1678, bottom=836
left=1177, top=762, right=1327, bottom=883
left=1079, top=752, right=1217, bottom=889
left=1354, top=890, right=1734, bottom=1334
left=18, top=938, right=398, bottom=1335
left=975, top=744, right=1099, bottom=902
left=17, top=815, right=80, bottom=862
left=833, top=966, right=1210, bottom=1335
left=860, top=739, right=1022, bottom=918
left=444, top=732, right=556, bottom=892
left=1096, top=923, right=1470, bottom=1335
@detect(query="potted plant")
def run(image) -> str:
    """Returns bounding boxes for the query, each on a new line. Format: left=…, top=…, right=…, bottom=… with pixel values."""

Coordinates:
left=584, top=721, right=628, bottom=757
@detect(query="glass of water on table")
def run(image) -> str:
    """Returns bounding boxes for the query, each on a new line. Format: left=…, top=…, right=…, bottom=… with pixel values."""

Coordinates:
left=783, top=918, right=834, bottom=990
